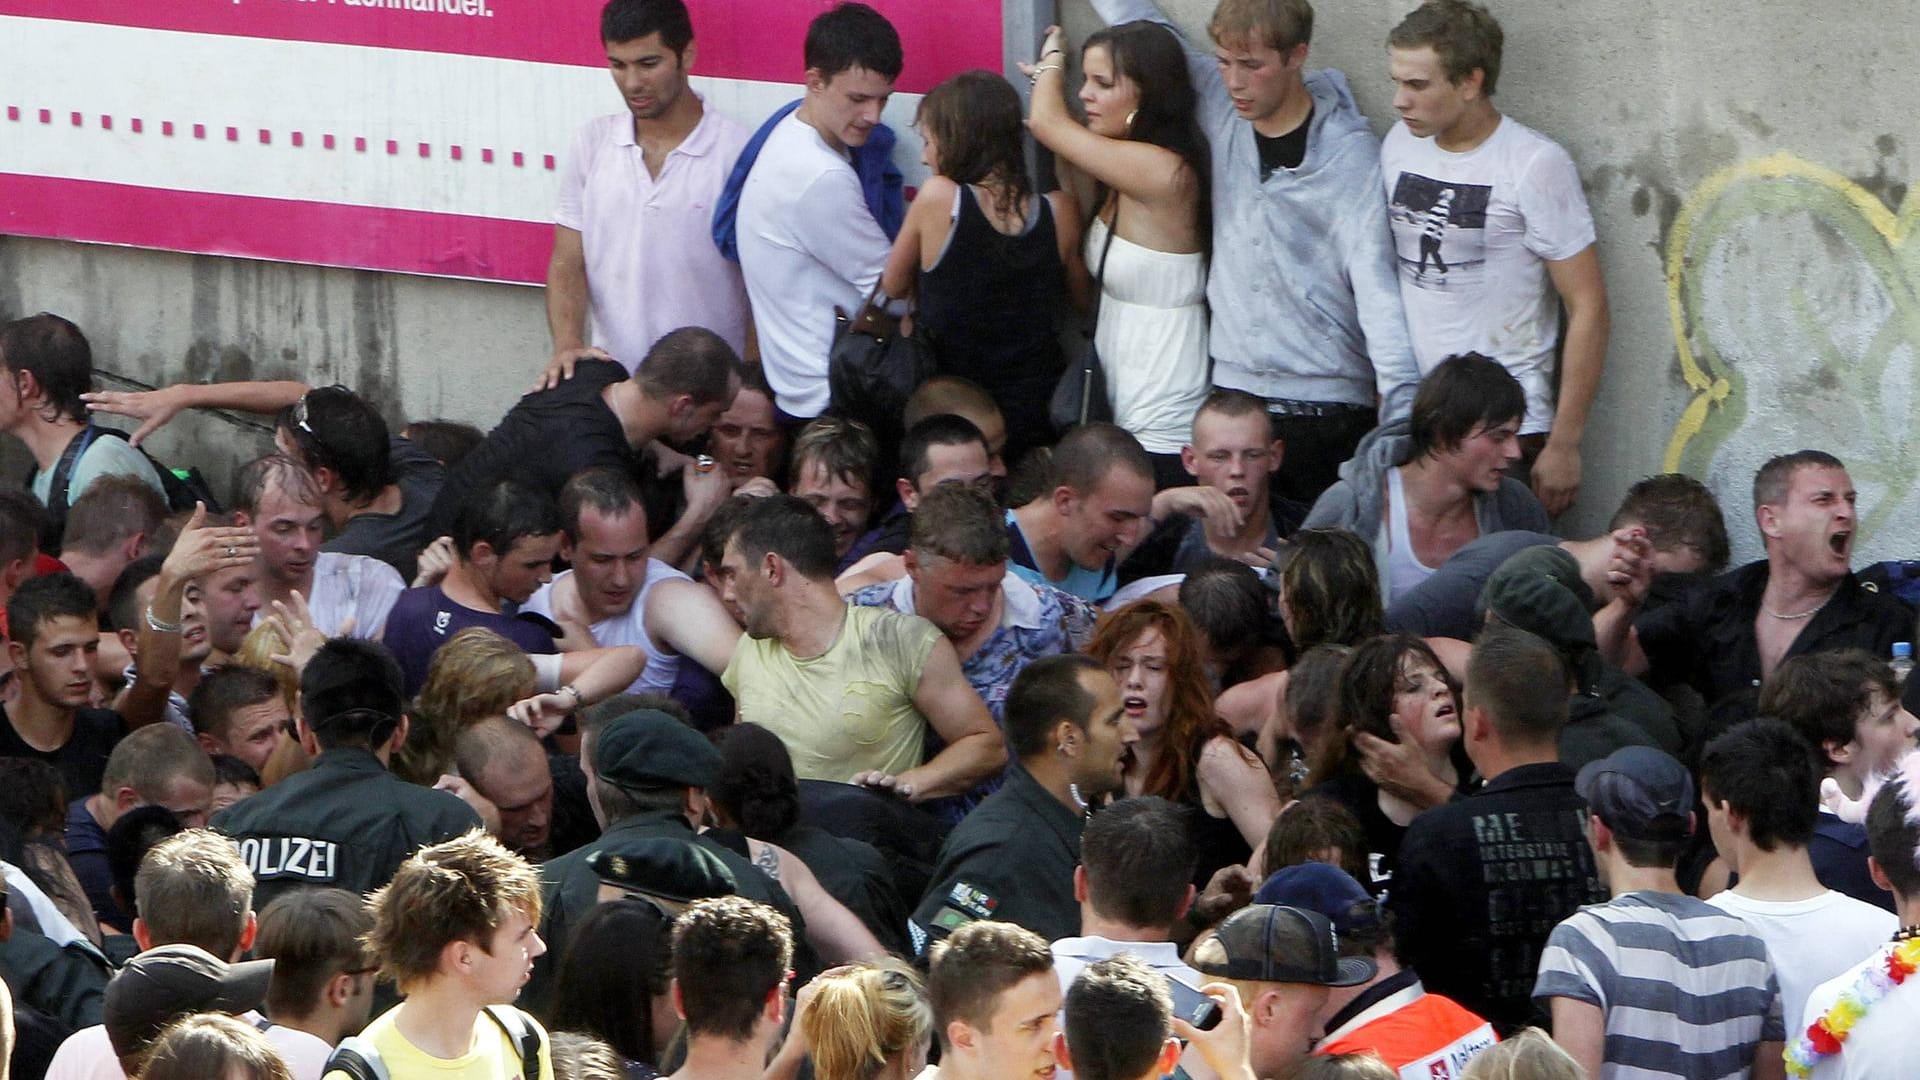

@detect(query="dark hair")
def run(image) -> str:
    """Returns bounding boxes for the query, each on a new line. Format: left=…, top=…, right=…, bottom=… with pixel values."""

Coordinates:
left=1081, top=797, right=1198, bottom=928
left=1388, top=0, right=1505, bottom=94
left=1284, top=645, right=1352, bottom=768
left=898, top=414, right=988, bottom=489
left=0, top=488, right=46, bottom=568
left=916, top=72, right=1034, bottom=220
left=452, top=480, right=563, bottom=560
left=189, top=667, right=286, bottom=743
left=559, top=466, right=645, bottom=540
left=804, top=2, right=903, bottom=80
left=672, top=896, right=795, bottom=1040
left=6, top=571, right=97, bottom=649
left=634, top=327, right=742, bottom=408
left=1610, top=474, right=1730, bottom=575
left=107, top=553, right=166, bottom=633
left=1006, top=653, right=1105, bottom=759
left=1464, top=627, right=1568, bottom=747
left=553, top=898, right=676, bottom=1065
left=909, top=484, right=1008, bottom=566
left=1262, top=798, right=1369, bottom=886
left=0, top=312, right=92, bottom=423
left=276, top=386, right=394, bottom=505
left=699, top=495, right=757, bottom=571
left=1867, top=772, right=1920, bottom=899
left=1049, top=422, right=1153, bottom=496
left=254, top=888, right=373, bottom=1020
left=601, top=0, right=693, bottom=51
left=211, top=755, right=261, bottom=790
left=709, top=723, right=801, bottom=839
left=0, top=758, right=68, bottom=836
left=1081, top=22, right=1212, bottom=264
left=401, top=420, right=485, bottom=470
left=1063, top=955, right=1170, bottom=1080
left=726, top=494, right=837, bottom=581
left=1700, top=718, right=1821, bottom=852
left=1409, top=353, right=1526, bottom=459
left=1277, top=530, right=1382, bottom=650
left=63, top=474, right=166, bottom=557
left=926, top=922, right=1054, bottom=1043
left=1311, top=635, right=1454, bottom=786
left=1178, top=558, right=1271, bottom=665
left=299, top=638, right=406, bottom=750
left=1753, top=450, right=1848, bottom=516
left=1758, top=649, right=1893, bottom=765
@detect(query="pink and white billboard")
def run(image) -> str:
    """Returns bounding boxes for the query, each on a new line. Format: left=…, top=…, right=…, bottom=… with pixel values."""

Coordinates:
left=0, top=1, right=1003, bottom=283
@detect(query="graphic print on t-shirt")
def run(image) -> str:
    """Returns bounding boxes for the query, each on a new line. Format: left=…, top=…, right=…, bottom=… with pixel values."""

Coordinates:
left=1388, top=173, right=1492, bottom=292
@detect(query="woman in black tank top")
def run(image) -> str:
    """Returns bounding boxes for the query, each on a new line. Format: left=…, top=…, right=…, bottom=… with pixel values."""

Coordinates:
left=881, top=72, right=1089, bottom=468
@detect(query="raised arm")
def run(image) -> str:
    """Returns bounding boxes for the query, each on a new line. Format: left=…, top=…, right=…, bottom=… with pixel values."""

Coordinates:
left=118, top=507, right=259, bottom=728
left=647, top=578, right=741, bottom=676
left=1023, top=27, right=1198, bottom=211
left=82, top=381, right=309, bottom=446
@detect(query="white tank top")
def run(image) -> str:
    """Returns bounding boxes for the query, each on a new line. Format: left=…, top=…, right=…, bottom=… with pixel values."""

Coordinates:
left=1386, top=467, right=1438, bottom=604
left=523, top=559, right=689, bottom=693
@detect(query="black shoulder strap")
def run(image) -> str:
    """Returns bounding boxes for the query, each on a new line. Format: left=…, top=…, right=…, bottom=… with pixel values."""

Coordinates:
left=38, top=425, right=102, bottom=551
left=483, top=1005, right=543, bottom=1080
left=321, top=1045, right=383, bottom=1080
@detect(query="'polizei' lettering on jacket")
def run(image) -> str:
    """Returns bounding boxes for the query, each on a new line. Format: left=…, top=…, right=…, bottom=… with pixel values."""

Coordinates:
left=234, top=837, right=340, bottom=882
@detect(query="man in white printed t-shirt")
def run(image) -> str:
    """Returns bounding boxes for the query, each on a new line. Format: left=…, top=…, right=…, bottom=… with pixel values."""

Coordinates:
left=1381, top=0, right=1610, bottom=519
left=736, top=3, right=901, bottom=422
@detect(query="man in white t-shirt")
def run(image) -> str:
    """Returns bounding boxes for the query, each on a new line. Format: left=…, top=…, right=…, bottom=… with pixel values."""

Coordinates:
left=1701, top=719, right=1896, bottom=1035
left=252, top=888, right=378, bottom=1080
left=1381, top=0, right=1609, bottom=518
left=234, top=454, right=402, bottom=640
left=736, top=3, right=901, bottom=421
left=523, top=467, right=740, bottom=696
left=1796, top=751, right=1920, bottom=1079
left=542, top=0, right=750, bottom=382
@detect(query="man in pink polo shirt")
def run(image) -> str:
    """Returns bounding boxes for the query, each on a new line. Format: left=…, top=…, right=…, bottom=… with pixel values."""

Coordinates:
left=543, top=0, right=751, bottom=382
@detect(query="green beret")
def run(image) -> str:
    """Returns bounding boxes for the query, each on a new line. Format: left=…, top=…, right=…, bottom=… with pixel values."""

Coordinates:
left=593, top=708, right=722, bottom=789
left=1479, top=544, right=1595, bottom=651
left=588, top=838, right=737, bottom=905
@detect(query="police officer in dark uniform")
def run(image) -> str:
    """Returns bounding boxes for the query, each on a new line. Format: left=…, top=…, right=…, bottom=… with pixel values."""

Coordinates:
left=910, top=654, right=1136, bottom=955
left=211, top=639, right=480, bottom=912
left=527, top=708, right=812, bottom=1013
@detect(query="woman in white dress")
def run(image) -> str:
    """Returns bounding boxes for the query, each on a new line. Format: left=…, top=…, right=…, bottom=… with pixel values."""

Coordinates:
left=1023, top=20, right=1212, bottom=489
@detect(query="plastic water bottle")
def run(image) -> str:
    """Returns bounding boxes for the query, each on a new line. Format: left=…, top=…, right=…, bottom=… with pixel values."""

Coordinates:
left=1892, top=642, right=1914, bottom=687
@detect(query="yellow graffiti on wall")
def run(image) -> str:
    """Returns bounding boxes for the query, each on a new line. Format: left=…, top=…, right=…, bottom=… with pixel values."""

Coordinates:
left=1662, top=151, right=1920, bottom=546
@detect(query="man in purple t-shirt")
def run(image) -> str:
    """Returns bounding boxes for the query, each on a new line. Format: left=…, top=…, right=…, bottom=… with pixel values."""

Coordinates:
left=382, top=480, right=563, bottom=694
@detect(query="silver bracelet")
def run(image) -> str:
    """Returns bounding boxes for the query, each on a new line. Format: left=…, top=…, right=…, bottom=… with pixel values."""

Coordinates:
left=144, top=604, right=183, bottom=633
left=1028, top=64, right=1063, bottom=84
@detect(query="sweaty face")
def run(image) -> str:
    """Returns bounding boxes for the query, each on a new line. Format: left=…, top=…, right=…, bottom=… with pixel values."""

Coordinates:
left=807, top=65, right=894, bottom=150
left=199, top=564, right=261, bottom=656
left=479, top=750, right=555, bottom=859
left=1109, top=626, right=1173, bottom=740
left=568, top=506, right=650, bottom=619
left=1390, top=656, right=1460, bottom=754
left=483, top=533, right=561, bottom=606
left=910, top=554, right=1004, bottom=643
left=710, top=388, right=786, bottom=487
left=607, top=32, right=690, bottom=122
left=18, top=615, right=101, bottom=709
left=716, top=538, right=774, bottom=639
left=472, top=907, right=546, bottom=1004
left=252, top=485, right=326, bottom=587
left=973, top=972, right=1062, bottom=1080
left=1072, top=669, right=1138, bottom=798
left=1434, top=418, right=1522, bottom=493
left=1061, top=467, right=1154, bottom=571
left=1764, top=465, right=1856, bottom=579
left=1849, top=685, right=1919, bottom=780
left=794, top=463, right=873, bottom=559
left=1078, top=45, right=1142, bottom=140
left=1389, top=45, right=1475, bottom=140
left=210, top=699, right=291, bottom=774
left=905, top=441, right=994, bottom=511
left=1213, top=36, right=1300, bottom=127
left=1187, top=410, right=1280, bottom=513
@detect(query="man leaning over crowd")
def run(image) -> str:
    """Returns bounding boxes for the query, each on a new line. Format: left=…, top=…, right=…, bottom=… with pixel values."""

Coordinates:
left=1083, top=0, right=1420, bottom=504
left=717, top=495, right=1003, bottom=803
left=542, top=0, right=752, bottom=382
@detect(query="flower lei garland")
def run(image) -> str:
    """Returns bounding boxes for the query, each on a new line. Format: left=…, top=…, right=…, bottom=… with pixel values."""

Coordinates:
left=1784, top=936, right=1920, bottom=1078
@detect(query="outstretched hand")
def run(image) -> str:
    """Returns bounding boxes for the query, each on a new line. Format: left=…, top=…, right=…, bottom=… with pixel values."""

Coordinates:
left=80, top=385, right=189, bottom=446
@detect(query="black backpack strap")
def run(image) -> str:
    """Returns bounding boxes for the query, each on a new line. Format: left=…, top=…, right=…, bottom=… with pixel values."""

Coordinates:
left=321, top=1043, right=385, bottom=1080
left=484, top=1005, right=543, bottom=1080
left=38, top=426, right=102, bottom=552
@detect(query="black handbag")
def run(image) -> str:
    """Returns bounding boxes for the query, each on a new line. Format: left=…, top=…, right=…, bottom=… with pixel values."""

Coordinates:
left=828, top=283, right=935, bottom=445
left=1049, top=201, right=1122, bottom=433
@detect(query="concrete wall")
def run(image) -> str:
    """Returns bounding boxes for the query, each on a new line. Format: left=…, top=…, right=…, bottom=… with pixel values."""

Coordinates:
left=5, top=0, right=1916, bottom=565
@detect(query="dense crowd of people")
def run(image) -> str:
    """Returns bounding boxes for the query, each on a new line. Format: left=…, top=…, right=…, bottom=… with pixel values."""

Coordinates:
left=2, top=1, right=1917, bottom=1079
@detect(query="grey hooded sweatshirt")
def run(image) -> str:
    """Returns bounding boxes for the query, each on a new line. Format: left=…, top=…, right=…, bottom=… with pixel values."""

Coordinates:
left=1090, top=0, right=1421, bottom=419
left=1303, top=419, right=1550, bottom=602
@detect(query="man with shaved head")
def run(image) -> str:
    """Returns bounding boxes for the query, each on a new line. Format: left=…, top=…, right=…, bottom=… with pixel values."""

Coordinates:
left=455, top=717, right=595, bottom=863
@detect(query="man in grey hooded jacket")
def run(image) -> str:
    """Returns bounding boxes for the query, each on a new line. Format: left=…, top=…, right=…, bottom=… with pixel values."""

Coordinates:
left=1087, top=0, right=1421, bottom=506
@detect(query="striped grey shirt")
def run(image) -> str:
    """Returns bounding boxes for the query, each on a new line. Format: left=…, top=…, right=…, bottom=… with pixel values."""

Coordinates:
left=1533, top=891, right=1784, bottom=1080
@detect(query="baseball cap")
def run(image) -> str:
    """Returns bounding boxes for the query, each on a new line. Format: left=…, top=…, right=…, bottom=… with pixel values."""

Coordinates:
left=1254, top=864, right=1381, bottom=943
left=1190, top=904, right=1375, bottom=987
left=593, top=709, right=722, bottom=789
left=104, top=944, right=274, bottom=1059
left=1576, top=745, right=1694, bottom=840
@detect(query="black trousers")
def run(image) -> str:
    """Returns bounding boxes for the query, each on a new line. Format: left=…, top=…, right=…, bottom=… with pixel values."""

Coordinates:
left=1267, top=406, right=1378, bottom=507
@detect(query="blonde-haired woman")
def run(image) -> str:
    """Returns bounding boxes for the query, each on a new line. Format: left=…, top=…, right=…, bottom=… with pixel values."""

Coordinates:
left=800, top=961, right=933, bottom=1080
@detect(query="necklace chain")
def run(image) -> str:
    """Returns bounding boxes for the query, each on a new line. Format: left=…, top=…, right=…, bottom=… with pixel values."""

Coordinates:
left=1763, top=589, right=1837, bottom=620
